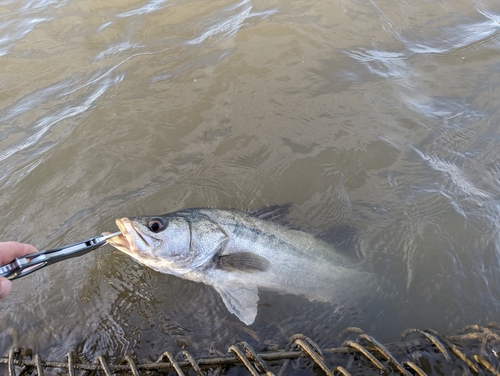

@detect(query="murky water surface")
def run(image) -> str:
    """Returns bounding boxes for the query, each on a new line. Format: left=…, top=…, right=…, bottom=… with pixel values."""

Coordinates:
left=1, top=0, right=500, bottom=369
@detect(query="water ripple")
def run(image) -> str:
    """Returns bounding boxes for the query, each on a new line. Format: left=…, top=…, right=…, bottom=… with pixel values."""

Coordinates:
left=187, top=0, right=277, bottom=46
left=0, top=17, right=47, bottom=56
left=405, top=19, right=500, bottom=55
left=0, top=78, right=119, bottom=159
left=94, top=42, right=146, bottom=61
left=345, top=49, right=408, bottom=79
left=411, top=145, right=490, bottom=200
left=0, top=0, right=68, bottom=56
left=118, top=0, right=170, bottom=18
left=0, top=64, right=126, bottom=184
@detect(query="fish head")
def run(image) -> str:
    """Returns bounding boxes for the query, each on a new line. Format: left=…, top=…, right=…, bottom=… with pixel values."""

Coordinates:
left=107, top=211, right=229, bottom=275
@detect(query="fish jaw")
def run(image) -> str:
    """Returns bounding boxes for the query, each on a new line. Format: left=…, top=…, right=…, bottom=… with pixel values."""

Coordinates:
left=107, top=218, right=153, bottom=256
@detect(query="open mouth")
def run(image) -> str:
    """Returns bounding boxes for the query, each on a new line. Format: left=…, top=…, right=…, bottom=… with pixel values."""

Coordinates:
left=114, top=218, right=136, bottom=251
left=105, top=218, right=151, bottom=254
left=103, top=230, right=129, bottom=251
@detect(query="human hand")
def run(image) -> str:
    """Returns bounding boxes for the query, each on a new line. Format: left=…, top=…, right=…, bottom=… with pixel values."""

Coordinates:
left=0, top=242, right=38, bottom=298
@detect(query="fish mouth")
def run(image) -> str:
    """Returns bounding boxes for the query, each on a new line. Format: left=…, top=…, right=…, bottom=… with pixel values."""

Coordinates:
left=106, top=218, right=152, bottom=255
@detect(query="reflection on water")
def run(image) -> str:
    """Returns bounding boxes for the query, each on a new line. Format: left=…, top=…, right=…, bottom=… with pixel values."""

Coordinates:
left=1, top=0, right=500, bottom=368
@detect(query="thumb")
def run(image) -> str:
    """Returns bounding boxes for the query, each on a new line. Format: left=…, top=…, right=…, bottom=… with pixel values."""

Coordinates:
left=0, top=278, right=12, bottom=299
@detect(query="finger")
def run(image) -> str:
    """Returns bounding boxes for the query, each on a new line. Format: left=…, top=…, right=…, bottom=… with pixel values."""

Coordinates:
left=0, top=277, right=12, bottom=299
left=0, top=242, right=38, bottom=265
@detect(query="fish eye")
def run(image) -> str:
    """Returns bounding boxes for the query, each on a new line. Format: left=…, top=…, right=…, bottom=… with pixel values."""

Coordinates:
left=148, top=218, right=165, bottom=233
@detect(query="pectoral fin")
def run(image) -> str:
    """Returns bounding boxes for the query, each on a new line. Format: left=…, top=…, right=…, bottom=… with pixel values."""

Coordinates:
left=214, top=283, right=259, bottom=325
left=215, top=252, right=270, bottom=273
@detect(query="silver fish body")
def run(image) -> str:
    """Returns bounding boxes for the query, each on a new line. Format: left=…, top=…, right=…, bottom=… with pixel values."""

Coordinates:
left=107, top=207, right=373, bottom=325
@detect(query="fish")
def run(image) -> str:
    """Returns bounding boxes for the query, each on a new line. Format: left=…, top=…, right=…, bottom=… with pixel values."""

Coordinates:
left=106, top=205, right=373, bottom=325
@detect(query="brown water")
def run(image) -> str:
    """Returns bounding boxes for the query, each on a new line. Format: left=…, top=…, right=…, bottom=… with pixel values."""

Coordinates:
left=1, top=0, right=500, bottom=367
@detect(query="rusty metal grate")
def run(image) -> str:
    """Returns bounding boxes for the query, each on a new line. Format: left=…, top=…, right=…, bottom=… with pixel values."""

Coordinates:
left=2, top=323, right=500, bottom=375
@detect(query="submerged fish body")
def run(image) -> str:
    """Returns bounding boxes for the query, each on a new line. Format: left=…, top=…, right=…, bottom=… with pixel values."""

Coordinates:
left=107, top=206, right=372, bottom=325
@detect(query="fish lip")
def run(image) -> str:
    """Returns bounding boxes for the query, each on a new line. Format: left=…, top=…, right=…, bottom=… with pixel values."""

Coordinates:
left=115, top=218, right=152, bottom=254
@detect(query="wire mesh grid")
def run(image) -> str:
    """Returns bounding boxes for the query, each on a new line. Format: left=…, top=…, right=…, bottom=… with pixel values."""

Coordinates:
left=2, top=323, right=499, bottom=375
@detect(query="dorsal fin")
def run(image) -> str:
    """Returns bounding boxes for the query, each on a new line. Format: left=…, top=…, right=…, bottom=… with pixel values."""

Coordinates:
left=317, top=224, right=360, bottom=261
left=247, top=203, right=292, bottom=225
